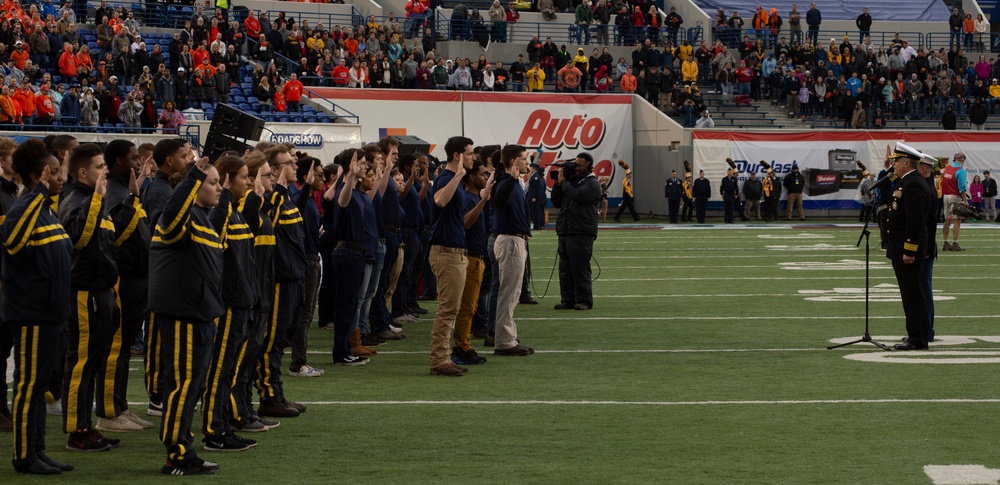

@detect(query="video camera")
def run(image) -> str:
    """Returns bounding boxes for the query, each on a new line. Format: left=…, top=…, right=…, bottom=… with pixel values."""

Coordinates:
left=548, top=160, right=577, bottom=181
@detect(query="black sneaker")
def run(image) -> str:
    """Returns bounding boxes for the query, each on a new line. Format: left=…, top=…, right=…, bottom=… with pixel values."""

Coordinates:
left=408, top=305, right=428, bottom=315
left=92, top=429, right=121, bottom=448
left=161, top=457, right=219, bottom=475
left=147, top=399, right=164, bottom=417
left=334, top=355, right=369, bottom=366
left=204, top=434, right=252, bottom=452
left=483, top=335, right=495, bottom=347
left=451, top=346, right=487, bottom=365
left=230, top=433, right=258, bottom=448
left=66, top=429, right=111, bottom=452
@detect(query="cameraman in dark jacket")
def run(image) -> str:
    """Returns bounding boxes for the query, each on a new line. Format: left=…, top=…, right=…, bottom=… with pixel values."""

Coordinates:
left=550, top=153, right=600, bottom=311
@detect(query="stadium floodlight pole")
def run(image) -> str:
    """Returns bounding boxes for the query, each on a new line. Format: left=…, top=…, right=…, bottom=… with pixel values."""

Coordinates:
left=827, top=204, right=891, bottom=351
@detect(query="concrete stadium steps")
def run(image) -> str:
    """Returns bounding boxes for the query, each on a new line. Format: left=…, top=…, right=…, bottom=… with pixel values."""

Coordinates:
left=691, top=0, right=950, bottom=22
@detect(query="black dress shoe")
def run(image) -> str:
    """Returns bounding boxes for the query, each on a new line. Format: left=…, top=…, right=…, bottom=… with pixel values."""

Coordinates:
left=553, top=303, right=574, bottom=310
left=13, top=459, right=61, bottom=475
left=38, top=452, right=74, bottom=471
left=519, top=297, right=538, bottom=305
left=894, top=342, right=928, bottom=351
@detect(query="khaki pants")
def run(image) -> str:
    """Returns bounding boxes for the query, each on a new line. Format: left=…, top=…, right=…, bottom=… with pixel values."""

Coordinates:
left=453, top=256, right=484, bottom=352
left=494, top=235, right=527, bottom=350
left=428, top=247, right=468, bottom=368
left=383, top=247, right=403, bottom=307
left=786, top=192, right=804, bottom=219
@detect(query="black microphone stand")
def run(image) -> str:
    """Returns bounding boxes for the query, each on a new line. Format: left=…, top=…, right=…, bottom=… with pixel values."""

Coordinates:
left=827, top=199, right=892, bottom=351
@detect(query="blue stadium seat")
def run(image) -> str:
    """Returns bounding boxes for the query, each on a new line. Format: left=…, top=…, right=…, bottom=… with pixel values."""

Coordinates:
left=277, top=115, right=289, bottom=122
left=232, top=95, right=246, bottom=103
left=304, top=116, right=317, bottom=123
left=201, top=102, right=214, bottom=110
left=302, top=105, right=315, bottom=113
left=247, top=96, right=258, bottom=104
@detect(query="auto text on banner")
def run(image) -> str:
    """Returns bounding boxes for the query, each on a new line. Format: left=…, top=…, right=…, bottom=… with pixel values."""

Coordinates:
left=461, top=93, right=633, bottom=198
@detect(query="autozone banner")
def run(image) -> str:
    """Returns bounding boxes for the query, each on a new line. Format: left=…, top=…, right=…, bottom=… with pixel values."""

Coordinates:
left=462, top=93, right=633, bottom=197
left=693, top=131, right=1000, bottom=209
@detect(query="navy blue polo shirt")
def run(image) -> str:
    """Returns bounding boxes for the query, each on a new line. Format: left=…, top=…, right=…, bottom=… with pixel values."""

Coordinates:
left=401, top=180, right=422, bottom=228
left=491, top=171, right=531, bottom=235
left=463, top=189, right=487, bottom=257
left=292, top=184, right=321, bottom=256
left=429, top=169, right=466, bottom=249
left=371, top=189, right=385, bottom=237
left=333, top=184, right=379, bottom=263
left=382, top=179, right=401, bottom=229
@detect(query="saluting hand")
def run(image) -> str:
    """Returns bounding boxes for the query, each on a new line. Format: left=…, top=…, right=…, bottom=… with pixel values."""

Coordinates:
left=222, top=173, right=230, bottom=190
left=95, top=166, right=108, bottom=196
left=38, top=164, right=51, bottom=190
left=128, top=168, right=140, bottom=196
left=305, top=161, right=317, bottom=186
left=481, top=171, right=495, bottom=200
left=254, top=173, right=265, bottom=196
left=194, top=155, right=211, bottom=173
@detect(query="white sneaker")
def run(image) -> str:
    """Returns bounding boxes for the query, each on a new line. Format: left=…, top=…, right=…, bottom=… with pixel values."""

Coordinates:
left=95, top=415, right=144, bottom=432
left=288, top=365, right=325, bottom=377
left=389, top=325, right=405, bottom=333
left=392, top=315, right=418, bottom=325
left=122, top=409, right=155, bottom=429
left=46, top=399, right=62, bottom=416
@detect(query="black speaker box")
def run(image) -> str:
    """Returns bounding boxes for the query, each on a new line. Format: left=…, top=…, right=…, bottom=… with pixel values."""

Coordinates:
left=210, top=103, right=265, bottom=141
left=394, top=135, right=430, bottom=156
left=204, top=132, right=252, bottom=162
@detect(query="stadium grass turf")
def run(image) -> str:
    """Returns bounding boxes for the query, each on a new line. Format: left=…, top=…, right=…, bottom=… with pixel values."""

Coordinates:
left=14, top=221, right=1000, bottom=483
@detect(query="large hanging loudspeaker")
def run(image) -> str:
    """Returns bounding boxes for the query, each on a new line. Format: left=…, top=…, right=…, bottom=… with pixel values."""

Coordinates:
left=204, top=132, right=252, bottom=162
left=394, top=135, right=430, bottom=156
left=211, top=103, right=266, bottom=141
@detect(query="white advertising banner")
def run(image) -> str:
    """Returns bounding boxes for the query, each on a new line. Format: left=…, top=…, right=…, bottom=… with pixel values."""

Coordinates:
left=263, top=122, right=363, bottom=165
left=693, top=131, right=1000, bottom=209
left=462, top=93, right=634, bottom=197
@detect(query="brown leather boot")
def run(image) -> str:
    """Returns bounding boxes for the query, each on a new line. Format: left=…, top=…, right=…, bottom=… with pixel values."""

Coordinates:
left=350, top=328, right=377, bottom=357
left=0, top=412, right=13, bottom=432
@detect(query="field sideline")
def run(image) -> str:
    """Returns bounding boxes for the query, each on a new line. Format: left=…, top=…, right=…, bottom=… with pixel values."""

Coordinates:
left=5, top=221, right=1000, bottom=484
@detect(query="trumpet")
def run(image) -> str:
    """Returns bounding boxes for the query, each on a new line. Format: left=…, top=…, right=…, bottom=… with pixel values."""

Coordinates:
left=618, top=160, right=630, bottom=171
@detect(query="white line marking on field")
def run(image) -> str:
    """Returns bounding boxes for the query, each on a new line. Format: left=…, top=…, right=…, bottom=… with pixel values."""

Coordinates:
left=779, top=259, right=889, bottom=270
left=800, top=283, right=958, bottom=302
left=829, top=336, right=1000, bottom=346
left=128, top=398, right=1000, bottom=407
left=758, top=233, right=834, bottom=239
left=765, top=244, right=858, bottom=251
left=513, top=315, right=1000, bottom=321
left=590, top=292, right=996, bottom=298
left=925, top=465, right=1000, bottom=485
left=845, top=351, right=1000, bottom=364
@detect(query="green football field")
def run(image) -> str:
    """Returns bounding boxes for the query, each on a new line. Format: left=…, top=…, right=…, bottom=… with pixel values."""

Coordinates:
left=10, top=221, right=1000, bottom=484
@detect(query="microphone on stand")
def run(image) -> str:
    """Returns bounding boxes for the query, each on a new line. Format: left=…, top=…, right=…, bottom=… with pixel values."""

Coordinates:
left=866, top=167, right=895, bottom=195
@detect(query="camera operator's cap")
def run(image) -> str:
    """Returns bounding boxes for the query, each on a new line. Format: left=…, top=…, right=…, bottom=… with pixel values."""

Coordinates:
left=889, top=141, right=930, bottom=161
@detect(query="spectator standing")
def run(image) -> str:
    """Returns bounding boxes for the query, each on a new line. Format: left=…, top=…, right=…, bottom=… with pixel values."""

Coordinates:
left=692, top=169, right=710, bottom=223
left=788, top=4, right=802, bottom=45
left=982, top=170, right=997, bottom=221
left=282, top=73, right=303, bottom=112
left=783, top=163, right=805, bottom=220
left=694, top=109, right=714, bottom=127
left=949, top=8, right=963, bottom=48
left=941, top=152, right=969, bottom=251
left=969, top=97, right=988, bottom=129
left=574, top=0, right=593, bottom=45
left=665, top=7, right=682, bottom=46
left=856, top=8, right=872, bottom=44
left=157, top=101, right=185, bottom=134
left=806, top=2, right=820, bottom=46
left=742, top=171, right=763, bottom=220
left=970, top=175, right=984, bottom=210
left=593, top=0, right=610, bottom=46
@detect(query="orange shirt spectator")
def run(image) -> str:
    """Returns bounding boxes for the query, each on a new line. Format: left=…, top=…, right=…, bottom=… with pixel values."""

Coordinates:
left=344, top=36, right=358, bottom=56
left=192, top=47, right=209, bottom=68
left=10, top=45, right=28, bottom=70
left=244, top=13, right=261, bottom=40
left=332, top=64, right=349, bottom=86
left=77, top=49, right=93, bottom=72
left=620, top=69, right=637, bottom=92
left=58, top=45, right=77, bottom=78
left=283, top=76, right=303, bottom=102
left=13, top=85, right=34, bottom=119
left=0, top=91, right=15, bottom=123
left=35, top=86, right=54, bottom=119
left=964, top=15, right=975, bottom=34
